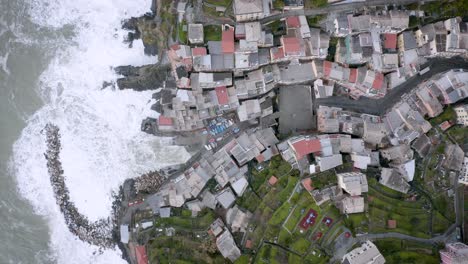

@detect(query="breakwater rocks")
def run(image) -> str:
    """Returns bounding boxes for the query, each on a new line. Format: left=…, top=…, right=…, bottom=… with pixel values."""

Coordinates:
left=43, top=124, right=118, bottom=249
left=115, top=64, right=171, bottom=91
left=133, top=170, right=165, bottom=194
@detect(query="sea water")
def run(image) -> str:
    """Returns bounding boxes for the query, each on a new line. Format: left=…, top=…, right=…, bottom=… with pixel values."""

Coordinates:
left=1, top=0, right=189, bottom=263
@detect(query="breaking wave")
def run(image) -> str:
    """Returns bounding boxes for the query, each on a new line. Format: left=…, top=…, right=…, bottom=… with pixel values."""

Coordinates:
left=10, top=0, right=190, bottom=263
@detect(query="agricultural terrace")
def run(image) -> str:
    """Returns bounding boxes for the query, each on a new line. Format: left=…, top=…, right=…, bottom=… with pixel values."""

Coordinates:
left=374, top=238, right=442, bottom=264
left=237, top=157, right=348, bottom=263
left=147, top=209, right=223, bottom=263
left=355, top=178, right=452, bottom=238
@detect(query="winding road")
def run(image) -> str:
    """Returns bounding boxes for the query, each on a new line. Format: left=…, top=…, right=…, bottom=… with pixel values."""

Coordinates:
left=316, top=56, right=468, bottom=115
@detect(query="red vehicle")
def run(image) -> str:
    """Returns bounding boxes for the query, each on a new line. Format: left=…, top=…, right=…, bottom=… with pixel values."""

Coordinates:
left=312, top=232, right=323, bottom=240
left=128, top=198, right=144, bottom=207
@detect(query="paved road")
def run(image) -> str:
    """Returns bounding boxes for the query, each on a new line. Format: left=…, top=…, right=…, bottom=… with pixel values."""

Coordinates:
left=316, top=56, right=468, bottom=115
left=260, top=0, right=437, bottom=24
left=356, top=226, right=456, bottom=244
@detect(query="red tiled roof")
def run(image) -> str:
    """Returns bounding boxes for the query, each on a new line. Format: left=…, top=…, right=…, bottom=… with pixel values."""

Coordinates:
left=372, top=72, right=384, bottom=89
left=323, top=61, right=332, bottom=77
left=292, top=138, right=321, bottom=160
left=439, top=121, right=453, bottom=131
left=302, top=178, right=314, bottom=192
left=245, top=240, right=253, bottom=249
left=349, top=68, right=357, bottom=83
left=282, top=37, right=301, bottom=55
left=269, top=176, right=278, bottom=186
left=135, top=245, right=148, bottom=264
left=192, top=47, right=207, bottom=56
left=222, top=27, right=235, bottom=54
left=271, top=47, right=285, bottom=60
left=383, top=33, right=397, bottom=49
left=215, top=86, right=229, bottom=105
left=256, top=154, right=265, bottom=163
left=158, top=115, right=173, bottom=126
left=286, top=16, right=301, bottom=28
left=387, top=219, right=397, bottom=229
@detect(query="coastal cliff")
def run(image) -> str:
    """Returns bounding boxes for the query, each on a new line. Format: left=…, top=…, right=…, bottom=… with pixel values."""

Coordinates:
left=115, top=63, right=171, bottom=91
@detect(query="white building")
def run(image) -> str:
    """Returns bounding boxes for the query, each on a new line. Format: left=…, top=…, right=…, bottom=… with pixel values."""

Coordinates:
left=454, top=105, right=468, bottom=126
left=337, top=172, right=368, bottom=196
left=233, top=0, right=266, bottom=22
left=459, top=157, right=468, bottom=185
left=342, top=240, right=386, bottom=264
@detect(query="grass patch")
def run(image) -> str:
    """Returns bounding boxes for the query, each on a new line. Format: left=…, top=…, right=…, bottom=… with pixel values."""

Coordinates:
left=269, top=202, right=292, bottom=226
left=367, top=185, right=432, bottom=238
left=204, top=25, right=222, bottom=42
left=447, top=125, right=468, bottom=146
left=205, top=0, right=231, bottom=7
left=305, top=0, right=328, bottom=8
left=429, top=106, right=455, bottom=125
left=308, top=170, right=336, bottom=189
left=273, top=0, right=285, bottom=10
left=307, top=14, right=325, bottom=27
left=178, top=20, right=187, bottom=44
left=148, top=209, right=223, bottom=263
left=203, top=5, right=221, bottom=17
left=290, top=238, right=310, bottom=255
left=284, top=190, right=319, bottom=231
left=266, top=20, right=286, bottom=36
left=375, top=238, right=441, bottom=264
left=304, top=248, right=329, bottom=264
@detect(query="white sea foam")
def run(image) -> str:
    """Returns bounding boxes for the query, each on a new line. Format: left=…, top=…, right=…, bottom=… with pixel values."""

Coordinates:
left=12, top=0, right=190, bottom=263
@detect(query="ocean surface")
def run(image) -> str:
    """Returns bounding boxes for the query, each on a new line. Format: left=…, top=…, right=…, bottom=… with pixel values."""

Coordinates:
left=0, top=0, right=189, bottom=263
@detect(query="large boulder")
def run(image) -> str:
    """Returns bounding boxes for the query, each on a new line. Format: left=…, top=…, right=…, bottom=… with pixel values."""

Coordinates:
left=115, top=64, right=171, bottom=91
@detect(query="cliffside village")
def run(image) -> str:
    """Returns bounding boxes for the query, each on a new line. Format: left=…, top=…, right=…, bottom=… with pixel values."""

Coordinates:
left=119, top=1, right=468, bottom=263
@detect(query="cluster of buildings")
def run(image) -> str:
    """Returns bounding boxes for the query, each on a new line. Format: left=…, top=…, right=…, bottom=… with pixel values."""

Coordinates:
left=125, top=2, right=468, bottom=262
left=146, top=127, right=279, bottom=211
left=331, top=12, right=468, bottom=94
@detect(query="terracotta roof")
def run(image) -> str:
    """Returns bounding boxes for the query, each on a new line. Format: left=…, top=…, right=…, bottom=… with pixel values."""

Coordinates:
left=256, top=154, right=265, bottom=163
left=383, top=33, right=397, bottom=49
left=387, top=219, right=397, bottom=229
left=135, top=245, right=148, bottom=264
left=292, top=138, right=321, bottom=160
left=192, top=47, right=207, bottom=56
left=302, top=178, right=314, bottom=192
left=222, top=27, right=235, bottom=54
left=272, top=47, right=285, bottom=60
left=439, top=120, right=453, bottom=131
left=372, top=72, right=384, bottom=89
left=282, top=37, right=301, bottom=55
left=245, top=240, right=253, bottom=249
left=158, top=115, right=173, bottom=126
left=286, top=16, right=301, bottom=28
left=349, top=68, right=357, bottom=83
left=323, top=61, right=332, bottom=77
left=269, top=176, right=278, bottom=186
left=215, top=86, right=229, bottom=105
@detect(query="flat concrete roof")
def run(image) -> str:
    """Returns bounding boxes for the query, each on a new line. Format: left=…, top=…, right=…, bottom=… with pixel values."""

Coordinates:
left=279, top=85, right=315, bottom=134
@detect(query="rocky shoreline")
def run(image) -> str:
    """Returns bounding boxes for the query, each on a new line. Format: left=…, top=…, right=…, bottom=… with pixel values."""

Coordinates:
left=43, top=124, right=121, bottom=250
